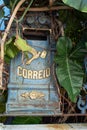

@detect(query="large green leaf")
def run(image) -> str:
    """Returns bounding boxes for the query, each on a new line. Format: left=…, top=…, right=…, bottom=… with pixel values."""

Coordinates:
left=55, top=37, right=84, bottom=102
left=62, top=0, right=87, bottom=12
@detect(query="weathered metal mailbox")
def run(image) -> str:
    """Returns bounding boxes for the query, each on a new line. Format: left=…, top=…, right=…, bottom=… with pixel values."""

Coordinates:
left=6, top=12, right=61, bottom=115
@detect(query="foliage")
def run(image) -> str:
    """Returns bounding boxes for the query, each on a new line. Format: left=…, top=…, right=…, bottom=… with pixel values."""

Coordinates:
left=57, top=9, right=87, bottom=97
left=12, top=116, right=42, bottom=124
left=4, top=35, right=34, bottom=63
left=4, top=36, right=19, bottom=63
left=14, top=35, right=32, bottom=52
left=54, top=36, right=87, bottom=102
left=62, top=0, right=87, bottom=12
left=0, top=103, right=6, bottom=123
left=0, top=91, right=7, bottom=123
left=58, top=10, right=87, bottom=43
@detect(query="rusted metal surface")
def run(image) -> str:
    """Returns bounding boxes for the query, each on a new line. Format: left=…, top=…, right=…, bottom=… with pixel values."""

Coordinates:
left=0, top=123, right=87, bottom=130
left=19, top=6, right=72, bottom=12
left=0, top=113, right=87, bottom=117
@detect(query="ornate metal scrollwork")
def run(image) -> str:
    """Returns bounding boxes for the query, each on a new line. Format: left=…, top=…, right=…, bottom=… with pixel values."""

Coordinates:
left=21, top=91, right=45, bottom=100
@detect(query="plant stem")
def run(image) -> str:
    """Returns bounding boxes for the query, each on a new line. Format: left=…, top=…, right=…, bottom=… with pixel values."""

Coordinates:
left=18, top=0, right=34, bottom=22
left=12, top=0, right=19, bottom=12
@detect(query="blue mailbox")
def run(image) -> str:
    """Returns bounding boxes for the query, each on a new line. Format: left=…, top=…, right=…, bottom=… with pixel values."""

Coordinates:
left=6, top=11, right=61, bottom=115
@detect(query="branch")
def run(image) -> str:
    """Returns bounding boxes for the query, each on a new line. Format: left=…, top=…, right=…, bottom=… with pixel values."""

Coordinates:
left=19, top=6, right=72, bottom=12
left=18, top=0, right=34, bottom=22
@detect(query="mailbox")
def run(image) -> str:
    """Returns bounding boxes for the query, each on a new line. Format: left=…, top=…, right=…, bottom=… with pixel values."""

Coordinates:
left=6, top=12, right=61, bottom=115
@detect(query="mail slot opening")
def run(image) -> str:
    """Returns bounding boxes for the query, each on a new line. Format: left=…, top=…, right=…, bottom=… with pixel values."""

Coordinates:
left=23, top=34, right=47, bottom=40
left=23, top=29, right=50, bottom=40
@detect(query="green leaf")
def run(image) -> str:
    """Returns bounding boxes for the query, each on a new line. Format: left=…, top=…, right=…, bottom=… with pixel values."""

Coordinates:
left=62, top=0, right=87, bottom=12
left=0, top=9, right=5, bottom=19
left=12, top=117, right=42, bottom=124
left=4, top=36, right=19, bottom=62
left=55, top=37, right=84, bottom=102
left=70, top=48, right=87, bottom=62
left=14, top=35, right=32, bottom=52
left=4, top=36, right=32, bottom=63
left=56, top=36, right=72, bottom=56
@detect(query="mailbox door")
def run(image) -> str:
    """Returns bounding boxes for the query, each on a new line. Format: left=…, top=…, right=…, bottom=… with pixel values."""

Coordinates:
left=6, top=38, right=61, bottom=115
